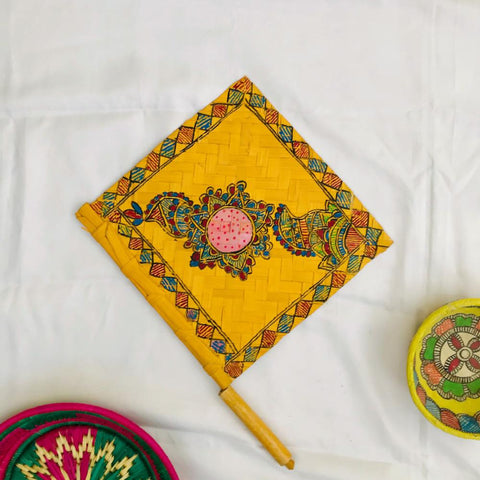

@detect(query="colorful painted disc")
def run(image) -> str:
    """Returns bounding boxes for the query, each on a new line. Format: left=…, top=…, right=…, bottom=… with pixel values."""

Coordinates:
left=407, top=299, right=480, bottom=438
left=0, top=403, right=179, bottom=480
left=207, top=207, right=253, bottom=253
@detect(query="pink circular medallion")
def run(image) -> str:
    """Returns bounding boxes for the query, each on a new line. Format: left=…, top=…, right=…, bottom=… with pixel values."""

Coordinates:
left=207, top=207, right=253, bottom=253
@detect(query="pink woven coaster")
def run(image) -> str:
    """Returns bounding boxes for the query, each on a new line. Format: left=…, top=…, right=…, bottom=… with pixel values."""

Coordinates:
left=0, top=403, right=179, bottom=480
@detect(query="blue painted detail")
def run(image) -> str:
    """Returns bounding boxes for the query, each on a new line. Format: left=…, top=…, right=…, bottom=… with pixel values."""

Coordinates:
left=132, top=201, right=142, bottom=215
left=249, top=93, right=266, bottom=108
left=196, top=113, right=212, bottom=130
left=278, top=124, right=293, bottom=142
left=140, top=250, right=153, bottom=263
left=458, top=415, right=480, bottom=433
left=308, top=158, right=327, bottom=173
left=336, top=190, right=353, bottom=209
left=161, top=277, right=177, bottom=292
left=160, top=138, right=176, bottom=158
left=130, top=167, right=145, bottom=183
left=211, top=339, right=226, bottom=353
left=227, top=89, right=243, bottom=104
left=425, top=398, right=441, bottom=419
left=366, top=227, right=381, bottom=245
left=277, top=314, right=294, bottom=333
left=244, top=346, right=259, bottom=362
left=347, top=255, right=361, bottom=273
left=313, top=285, right=330, bottom=302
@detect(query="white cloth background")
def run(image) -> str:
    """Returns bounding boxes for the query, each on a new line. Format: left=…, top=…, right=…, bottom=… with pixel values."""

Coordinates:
left=1, top=1, right=480, bottom=478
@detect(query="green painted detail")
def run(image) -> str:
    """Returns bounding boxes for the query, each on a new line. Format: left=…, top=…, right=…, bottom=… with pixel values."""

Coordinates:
left=10, top=428, right=153, bottom=480
left=118, top=224, right=133, bottom=237
left=2, top=416, right=173, bottom=480
left=443, top=380, right=464, bottom=397
left=423, top=336, right=437, bottom=361
left=468, top=378, right=480, bottom=395
left=455, top=315, right=472, bottom=327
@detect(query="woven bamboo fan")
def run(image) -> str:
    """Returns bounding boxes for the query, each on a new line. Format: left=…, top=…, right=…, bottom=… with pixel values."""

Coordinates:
left=76, top=77, right=392, bottom=467
left=0, top=403, right=179, bottom=480
left=408, top=299, right=480, bottom=438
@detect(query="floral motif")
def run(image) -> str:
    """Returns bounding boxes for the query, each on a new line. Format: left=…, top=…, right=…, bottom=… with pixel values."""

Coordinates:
left=184, top=182, right=274, bottom=280
left=125, top=181, right=274, bottom=280
left=420, top=313, right=480, bottom=401
left=123, top=181, right=369, bottom=280
left=444, top=332, right=480, bottom=374
left=273, top=201, right=363, bottom=269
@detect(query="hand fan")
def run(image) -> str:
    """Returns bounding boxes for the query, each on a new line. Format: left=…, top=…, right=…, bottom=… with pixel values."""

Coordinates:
left=77, top=77, right=392, bottom=467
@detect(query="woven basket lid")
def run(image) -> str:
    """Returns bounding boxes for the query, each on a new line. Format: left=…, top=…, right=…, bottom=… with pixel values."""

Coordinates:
left=0, top=403, right=179, bottom=480
left=408, top=299, right=480, bottom=438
